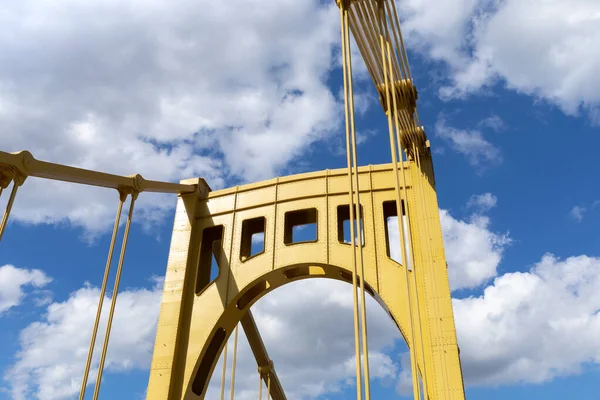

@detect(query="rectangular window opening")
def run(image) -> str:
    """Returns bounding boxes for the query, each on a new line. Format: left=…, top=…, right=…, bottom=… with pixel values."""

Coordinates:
left=337, top=204, right=365, bottom=246
left=196, top=225, right=224, bottom=294
left=284, top=208, right=317, bottom=244
left=383, top=201, right=411, bottom=266
left=241, top=217, right=266, bottom=261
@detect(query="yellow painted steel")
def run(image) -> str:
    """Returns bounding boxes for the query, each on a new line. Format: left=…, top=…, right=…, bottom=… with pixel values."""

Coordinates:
left=0, top=1, right=468, bottom=399
left=79, top=194, right=126, bottom=400
left=339, top=0, right=370, bottom=397
left=0, top=149, right=196, bottom=196
left=146, top=162, right=465, bottom=400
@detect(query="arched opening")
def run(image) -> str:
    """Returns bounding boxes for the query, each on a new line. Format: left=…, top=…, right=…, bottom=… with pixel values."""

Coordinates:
left=186, top=263, right=415, bottom=399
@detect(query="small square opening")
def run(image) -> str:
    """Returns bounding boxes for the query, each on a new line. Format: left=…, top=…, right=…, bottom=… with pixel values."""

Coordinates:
left=196, top=225, right=223, bottom=294
left=284, top=208, right=317, bottom=244
left=241, top=217, right=266, bottom=261
left=337, top=204, right=365, bottom=246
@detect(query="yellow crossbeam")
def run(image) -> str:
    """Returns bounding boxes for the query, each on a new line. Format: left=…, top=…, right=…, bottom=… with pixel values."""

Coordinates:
left=0, top=150, right=196, bottom=194
left=241, top=311, right=287, bottom=400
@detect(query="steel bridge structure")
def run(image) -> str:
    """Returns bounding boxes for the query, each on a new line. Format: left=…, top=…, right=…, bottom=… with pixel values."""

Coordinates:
left=0, top=1, right=467, bottom=399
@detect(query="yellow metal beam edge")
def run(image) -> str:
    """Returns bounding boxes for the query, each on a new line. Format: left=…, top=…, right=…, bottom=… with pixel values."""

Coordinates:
left=205, top=162, right=411, bottom=199
left=240, top=311, right=287, bottom=400
left=0, top=150, right=197, bottom=194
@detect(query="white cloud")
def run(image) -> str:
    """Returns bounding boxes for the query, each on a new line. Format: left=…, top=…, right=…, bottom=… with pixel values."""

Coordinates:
left=4, top=270, right=405, bottom=400
left=435, top=115, right=502, bottom=168
left=477, top=115, right=506, bottom=132
left=386, top=195, right=509, bottom=291
left=394, top=352, right=413, bottom=396
left=0, top=0, right=345, bottom=236
left=251, top=231, right=265, bottom=245
left=467, top=192, right=497, bottom=212
left=5, top=279, right=163, bottom=400
left=440, top=207, right=511, bottom=291
left=454, top=253, right=600, bottom=386
left=386, top=216, right=410, bottom=266
left=205, top=279, right=403, bottom=400
left=570, top=205, right=586, bottom=222
left=9, top=209, right=600, bottom=397
left=0, top=265, right=52, bottom=314
left=398, top=0, right=481, bottom=68
left=400, top=0, right=600, bottom=121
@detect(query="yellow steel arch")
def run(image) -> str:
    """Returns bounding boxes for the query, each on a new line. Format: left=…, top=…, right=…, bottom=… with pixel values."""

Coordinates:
left=147, top=158, right=466, bottom=400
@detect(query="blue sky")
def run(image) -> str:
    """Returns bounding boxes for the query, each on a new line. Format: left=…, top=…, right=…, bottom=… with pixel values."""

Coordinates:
left=1, top=0, right=600, bottom=399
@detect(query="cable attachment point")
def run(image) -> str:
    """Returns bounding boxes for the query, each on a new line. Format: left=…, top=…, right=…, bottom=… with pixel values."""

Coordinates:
left=0, top=171, right=13, bottom=189
left=118, top=174, right=145, bottom=197
left=376, top=79, right=418, bottom=115
left=335, top=0, right=355, bottom=8
left=399, top=126, right=428, bottom=159
left=0, top=150, right=32, bottom=188
left=257, top=360, right=274, bottom=378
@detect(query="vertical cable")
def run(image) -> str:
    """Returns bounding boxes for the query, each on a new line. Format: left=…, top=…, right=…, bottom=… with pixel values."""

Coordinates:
left=258, top=370, right=263, bottom=400
left=375, top=2, right=421, bottom=399
left=344, top=3, right=372, bottom=398
left=220, top=334, right=229, bottom=400
left=267, top=373, right=271, bottom=400
left=79, top=192, right=126, bottom=400
left=229, top=324, right=239, bottom=400
left=340, top=2, right=364, bottom=399
left=382, top=6, right=432, bottom=393
left=92, top=192, right=138, bottom=400
left=0, top=182, right=19, bottom=242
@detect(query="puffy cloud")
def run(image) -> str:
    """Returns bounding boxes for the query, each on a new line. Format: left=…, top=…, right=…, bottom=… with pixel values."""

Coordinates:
left=385, top=195, right=509, bottom=291
left=435, top=115, right=502, bottom=168
left=477, top=115, right=506, bottom=133
left=4, top=271, right=405, bottom=400
left=467, top=192, right=497, bottom=212
left=398, top=0, right=481, bottom=68
left=454, top=253, right=600, bottom=386
left=0, top=0, right=346, bottom=236
left=9, top=205, right=600, bottom=397
left=570, top=205, right=586, bottom=222
left=5, top=279, right=163, bottom=400
left=205, top=279, right=402, bottom=399
left=400, top=0, right=600, bottom=121
left=440, top=206, right=510, bottom=291
left=0, top=264, right=52, bottom=314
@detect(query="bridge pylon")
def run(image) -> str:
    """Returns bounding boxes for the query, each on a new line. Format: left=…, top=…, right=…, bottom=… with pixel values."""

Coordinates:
left=147, top=154, right=466, bottom=400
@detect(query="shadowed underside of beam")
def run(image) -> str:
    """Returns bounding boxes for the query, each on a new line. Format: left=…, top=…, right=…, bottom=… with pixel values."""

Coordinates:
left=241, top=311, right=287, bottom=400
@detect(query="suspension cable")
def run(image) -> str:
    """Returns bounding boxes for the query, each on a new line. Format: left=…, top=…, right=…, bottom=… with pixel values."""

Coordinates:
left=385, top=43, right=431, bottom=400
left=92, top=192, right=138, bottom=400
left=372, top=1, right=425, bottom=399
left=78, top=192, right=126, bottom=400
left=0, top=181, right=20, bottom=242
left=258, top=367, right=263, bottom=400
left=229, top=324, right=239, bottom=400
left=220, top=332, right=229, bottom=400
left=339, top=1, right=365, bottom=399
left=343, top=3, right=372, bottom=397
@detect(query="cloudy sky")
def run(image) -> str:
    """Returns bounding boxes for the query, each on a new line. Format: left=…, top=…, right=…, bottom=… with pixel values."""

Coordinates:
left=1, top=0, right=600, bottom=399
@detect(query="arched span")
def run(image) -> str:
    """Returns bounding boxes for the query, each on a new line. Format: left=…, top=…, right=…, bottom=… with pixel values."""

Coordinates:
left=185, top=262, right=411, bottom=399
left=146, top=162, right=465, bottom=400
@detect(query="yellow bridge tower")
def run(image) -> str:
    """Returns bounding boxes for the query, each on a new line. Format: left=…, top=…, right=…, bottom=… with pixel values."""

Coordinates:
left=0, top=1, right=466, bottom=399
